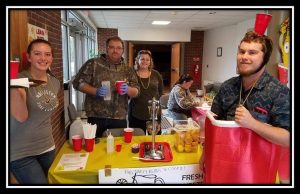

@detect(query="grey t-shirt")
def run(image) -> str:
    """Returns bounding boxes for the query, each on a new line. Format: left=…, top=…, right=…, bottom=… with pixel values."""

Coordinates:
left=10, top=70, right=60, bottom=162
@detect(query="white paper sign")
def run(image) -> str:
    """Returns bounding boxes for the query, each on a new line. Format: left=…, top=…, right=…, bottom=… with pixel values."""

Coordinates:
left=55, top=153, right=89, bottom=171
left=99, top=164, right=203, bottom=184
left=28, top=23, right=48, bottom=43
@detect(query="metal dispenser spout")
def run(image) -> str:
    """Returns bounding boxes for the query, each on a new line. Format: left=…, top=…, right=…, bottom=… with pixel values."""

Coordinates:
left=144, top=97, right=164, bottom=160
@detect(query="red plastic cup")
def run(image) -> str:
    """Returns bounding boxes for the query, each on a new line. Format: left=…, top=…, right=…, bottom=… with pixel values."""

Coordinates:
left=10, top=61, right=19, bottom=79
left=124, top=128, right=134, bottom=143
left=85, top=138, right=95, bottom=152
left=278, top=64, right=288, bottom=85
left=116, top=144, right=122, bottom=152
left=115, top=81, right=125, bottom=94
left=254, top=13, right=272, bottom=36
left=72, top=135, right=82, bottom=152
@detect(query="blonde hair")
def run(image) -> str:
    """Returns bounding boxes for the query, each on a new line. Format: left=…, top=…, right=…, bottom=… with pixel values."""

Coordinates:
left=134, top=50, right=154, bottom=70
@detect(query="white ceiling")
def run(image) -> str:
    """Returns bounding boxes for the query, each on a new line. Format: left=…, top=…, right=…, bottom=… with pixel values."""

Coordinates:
left=88, top=10, right=262, bottom=31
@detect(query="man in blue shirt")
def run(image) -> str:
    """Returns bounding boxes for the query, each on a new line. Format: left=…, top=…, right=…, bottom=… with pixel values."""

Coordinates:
left=200, top=31, right=290, bottom=183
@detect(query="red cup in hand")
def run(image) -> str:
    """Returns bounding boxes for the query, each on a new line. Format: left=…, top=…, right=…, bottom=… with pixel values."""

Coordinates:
left=10, top=61, right=19, bottom=79
left=124, top=128, right=134, bottom=143
left=72, top=135, right=82, bottom=152
left=115, top=81, right=125, bottom=94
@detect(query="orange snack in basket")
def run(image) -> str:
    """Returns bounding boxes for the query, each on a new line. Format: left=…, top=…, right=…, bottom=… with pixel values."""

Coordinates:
left=184, top=144, right=192, bottom=152
left=177, top=144, right=184, bottom=152
left=191, top=145, right=198, bottom=151
left=184, top=134, right=193, bottom=144
left=191, top=141, right=198, bottom=147
left=192, top=132, right=199, bottom=142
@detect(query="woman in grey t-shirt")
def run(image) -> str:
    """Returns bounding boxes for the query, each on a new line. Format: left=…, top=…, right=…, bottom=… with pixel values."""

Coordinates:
left=10, top=39, right=60, bottom=184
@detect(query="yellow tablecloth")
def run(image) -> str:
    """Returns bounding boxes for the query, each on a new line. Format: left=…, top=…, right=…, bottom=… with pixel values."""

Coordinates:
left=48, top=135, right=202, bottom=184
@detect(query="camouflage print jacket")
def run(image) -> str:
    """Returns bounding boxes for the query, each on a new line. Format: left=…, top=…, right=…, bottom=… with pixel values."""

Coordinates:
left=167, top=84, right=199, bottom=113
left=72, top=54, right=140, bottom=119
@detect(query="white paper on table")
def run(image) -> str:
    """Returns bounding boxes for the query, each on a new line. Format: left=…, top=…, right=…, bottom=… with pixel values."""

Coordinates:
left=55, top=153, right=89, bottom=171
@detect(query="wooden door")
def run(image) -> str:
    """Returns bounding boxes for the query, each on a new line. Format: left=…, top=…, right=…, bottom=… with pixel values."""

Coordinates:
left=128, top=42, right=134, bottom=67
left=10, top=10, right=28, bottom=71
left=170, top=43, right=180, bottom=88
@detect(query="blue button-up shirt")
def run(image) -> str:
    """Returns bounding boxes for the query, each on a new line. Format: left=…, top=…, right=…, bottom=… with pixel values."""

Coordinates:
left=211, top=70, right=290, bottom=131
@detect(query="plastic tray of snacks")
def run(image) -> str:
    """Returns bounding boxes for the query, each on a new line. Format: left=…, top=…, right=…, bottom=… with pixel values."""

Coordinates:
left=173, top=119, right=200, bottom=153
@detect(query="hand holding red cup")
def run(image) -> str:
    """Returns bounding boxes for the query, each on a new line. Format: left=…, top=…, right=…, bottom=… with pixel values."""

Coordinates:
left=115, top=81, right=124, bottom=94
left=115, top=81, right=128, bottom=95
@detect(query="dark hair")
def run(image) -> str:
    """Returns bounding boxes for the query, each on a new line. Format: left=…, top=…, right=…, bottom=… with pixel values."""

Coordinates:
left=27, top=39, right=56, bottom=77
left=239, top=31, right=273, bottom=66
left=27, top=39, right=53, bottom=56
left=175, top=74, right=193, bottom=85
left=134, top=50, right=154, bottom=70
left=106, top=36, right=124, bottom=50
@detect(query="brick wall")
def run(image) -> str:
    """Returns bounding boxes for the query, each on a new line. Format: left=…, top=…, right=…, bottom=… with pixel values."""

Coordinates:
left=97, top=28, right=118, bottom=53
left=184, top=31, right=204, bottom=91
left=27, top=10, right=66, bottom=153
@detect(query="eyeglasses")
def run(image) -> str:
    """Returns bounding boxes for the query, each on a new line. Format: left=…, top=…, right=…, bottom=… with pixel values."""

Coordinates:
left=108, top=46, right=123, bottom=51
left=138, top=50, right=152, bottom=56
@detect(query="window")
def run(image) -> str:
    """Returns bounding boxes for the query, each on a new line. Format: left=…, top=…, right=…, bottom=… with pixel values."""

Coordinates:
left=61, top=23, right=69, bottom=82
left=61, top=10, right=97, bottom=112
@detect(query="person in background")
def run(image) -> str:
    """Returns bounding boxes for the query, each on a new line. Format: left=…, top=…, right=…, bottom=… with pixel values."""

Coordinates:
left=10, top=39, right=61, bottom=184
left=72, top=36, right=140, bottom=138
left=128, top=50, right=164, bottom=134
left=199, top=31, right=290, bottom=182
left=167, top=74, right=201, bottom=120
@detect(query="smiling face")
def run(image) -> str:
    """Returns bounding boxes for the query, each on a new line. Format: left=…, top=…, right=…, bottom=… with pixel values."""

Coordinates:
left=138, top=53, right=151, bottom=70
left=237, top=42, right=265, bottom=77
left=27, top=42, right=53, bottom=72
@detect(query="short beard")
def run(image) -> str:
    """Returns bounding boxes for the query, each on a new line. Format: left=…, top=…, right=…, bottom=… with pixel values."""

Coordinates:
left=238, top=62, right=265, bottom=77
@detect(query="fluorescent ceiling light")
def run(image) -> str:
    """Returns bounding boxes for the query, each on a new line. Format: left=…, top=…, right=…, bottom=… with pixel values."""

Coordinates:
left=152, top=21, right=171, bottom=25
